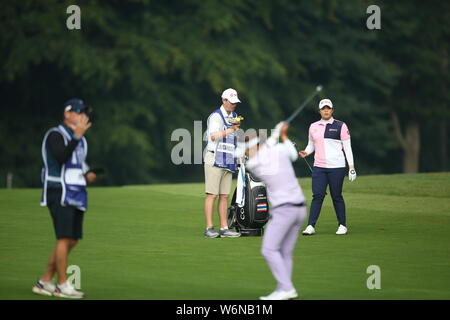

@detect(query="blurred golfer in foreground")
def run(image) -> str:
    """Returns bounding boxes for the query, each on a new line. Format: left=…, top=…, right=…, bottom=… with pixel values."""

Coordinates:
left=245, top=122, right=307, bottom=300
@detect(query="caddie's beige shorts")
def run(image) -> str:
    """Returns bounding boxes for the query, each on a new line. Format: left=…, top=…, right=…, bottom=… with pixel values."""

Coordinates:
left=204, top=151, right=232, bottom=195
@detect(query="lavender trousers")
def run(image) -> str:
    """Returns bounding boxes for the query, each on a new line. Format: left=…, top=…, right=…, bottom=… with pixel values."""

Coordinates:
left=261, top=204, right=307, bottom=291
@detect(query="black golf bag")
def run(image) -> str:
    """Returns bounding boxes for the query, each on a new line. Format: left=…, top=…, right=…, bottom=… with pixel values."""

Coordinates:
left=227, top=170, right=270, bottom=236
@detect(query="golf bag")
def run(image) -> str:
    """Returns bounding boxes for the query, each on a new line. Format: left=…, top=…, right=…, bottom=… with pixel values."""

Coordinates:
left=228, top=164, right=270, bottom=236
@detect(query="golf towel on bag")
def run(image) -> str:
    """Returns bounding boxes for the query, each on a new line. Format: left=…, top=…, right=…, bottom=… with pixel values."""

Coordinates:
left=41, top=125, right=88, bottom=211
left=236, top=163, right=246, bottom=207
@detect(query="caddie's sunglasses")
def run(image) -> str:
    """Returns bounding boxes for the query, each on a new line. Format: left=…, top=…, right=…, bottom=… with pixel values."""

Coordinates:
left=71, top=107, right=93, bottom=114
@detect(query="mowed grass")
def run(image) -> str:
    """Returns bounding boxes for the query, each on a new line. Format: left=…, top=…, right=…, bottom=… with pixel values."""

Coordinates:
left=0, top=173, right=449, bottom=300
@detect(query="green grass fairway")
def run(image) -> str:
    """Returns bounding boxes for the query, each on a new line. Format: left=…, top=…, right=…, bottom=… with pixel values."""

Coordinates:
left=1, top=173, right=449, bottom=300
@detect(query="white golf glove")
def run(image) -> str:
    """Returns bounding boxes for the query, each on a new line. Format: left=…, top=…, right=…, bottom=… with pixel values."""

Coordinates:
left=267, top=122, right=284, bottom=146
left=274, top=121, right=284, bottom=132
left=349, top=168, right=357, bottom=182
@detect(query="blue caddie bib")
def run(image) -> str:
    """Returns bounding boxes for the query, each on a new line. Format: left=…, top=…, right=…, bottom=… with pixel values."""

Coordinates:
left=40, top=125, right=88, bottom=211
left=209, top=109, right=237, bottom=172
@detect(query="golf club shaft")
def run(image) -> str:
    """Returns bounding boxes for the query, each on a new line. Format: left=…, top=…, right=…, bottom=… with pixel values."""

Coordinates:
left=290, top=142, right=313, bottom=173
left=303, top=157, right=313, bottom=173
left=285, top=85, right=323, bottom=124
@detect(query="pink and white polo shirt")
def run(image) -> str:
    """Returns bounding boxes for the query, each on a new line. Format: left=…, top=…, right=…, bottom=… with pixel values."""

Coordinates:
left=306, top=117, right=351, bottom=168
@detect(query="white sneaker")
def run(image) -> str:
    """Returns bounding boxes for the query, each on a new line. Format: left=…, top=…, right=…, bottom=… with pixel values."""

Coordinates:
left=53, top=281, right=85, bottom=299
left=259, top=289, right=298, bottom=300
left=219, top=228, right=241, bottom=238
left=32, top=280, right=56, bottom=296
left=302, top=225, right=315, bottom=235
left=336, top=224, right=347, bottom=235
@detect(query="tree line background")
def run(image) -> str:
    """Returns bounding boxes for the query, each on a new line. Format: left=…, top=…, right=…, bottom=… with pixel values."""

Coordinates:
left=1, top=0, right=449, bottom=187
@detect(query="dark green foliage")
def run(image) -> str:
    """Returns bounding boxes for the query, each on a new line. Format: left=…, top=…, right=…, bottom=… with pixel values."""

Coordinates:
left=0, top=1, right=448, bottom=186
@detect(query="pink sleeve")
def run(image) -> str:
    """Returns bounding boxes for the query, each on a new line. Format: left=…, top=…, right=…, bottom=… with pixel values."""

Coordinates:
left=341, top=123, right=351, bottom=140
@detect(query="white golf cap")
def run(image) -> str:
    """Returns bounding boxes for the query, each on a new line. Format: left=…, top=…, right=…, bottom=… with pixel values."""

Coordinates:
left=319, top=98, right=333, bottom=109
left=221, top=88, right=241, bottom=104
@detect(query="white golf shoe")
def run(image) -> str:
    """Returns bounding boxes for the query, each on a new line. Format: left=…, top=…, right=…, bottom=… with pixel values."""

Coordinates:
left=302, top=225, right=315, bottom=235
left=53, top=281, right=84, bottom=299
left=32, top=280, right=56, bottom=296
left=336, top=224, right=348, bottom=235
left=259, top=289, right=298, bottom=300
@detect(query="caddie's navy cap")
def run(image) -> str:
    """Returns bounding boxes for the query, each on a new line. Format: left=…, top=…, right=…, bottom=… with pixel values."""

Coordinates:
left=63, top=98, right=92, bottom=113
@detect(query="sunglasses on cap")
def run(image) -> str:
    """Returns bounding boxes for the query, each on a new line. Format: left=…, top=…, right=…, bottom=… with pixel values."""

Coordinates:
left=64, top=105, right=93, bottom=114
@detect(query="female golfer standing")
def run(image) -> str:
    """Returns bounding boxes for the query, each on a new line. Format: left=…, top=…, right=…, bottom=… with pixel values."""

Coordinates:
left=246, top=122, right=307, bottom=300
left=300, top=98, right=356, bottom=236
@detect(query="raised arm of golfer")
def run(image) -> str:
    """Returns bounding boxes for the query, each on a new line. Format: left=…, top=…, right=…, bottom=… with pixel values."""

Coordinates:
left=300, top=98, right=356, bottom=236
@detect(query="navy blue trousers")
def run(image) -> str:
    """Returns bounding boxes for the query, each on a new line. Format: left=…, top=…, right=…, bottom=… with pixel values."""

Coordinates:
left=308, top=166, right=347, bottom=227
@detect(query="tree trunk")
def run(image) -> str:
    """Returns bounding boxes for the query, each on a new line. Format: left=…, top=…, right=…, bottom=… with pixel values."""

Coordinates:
left=440, top=46, right=448, bottom=171
left=391, top=111, right=420, bottom=173
left=402, top=120, right=420, bottom=173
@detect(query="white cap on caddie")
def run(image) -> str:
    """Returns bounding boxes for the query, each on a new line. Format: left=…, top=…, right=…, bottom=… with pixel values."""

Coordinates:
left=221, top=88, right=241, bottom=104
left=319, top=98, right=333, bottom=109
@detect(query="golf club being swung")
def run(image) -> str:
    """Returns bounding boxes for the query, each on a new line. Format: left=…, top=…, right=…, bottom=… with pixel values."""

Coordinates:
left=285, top=85, right=323, bottom=124
left=285, top=88, right=328, bottom=193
